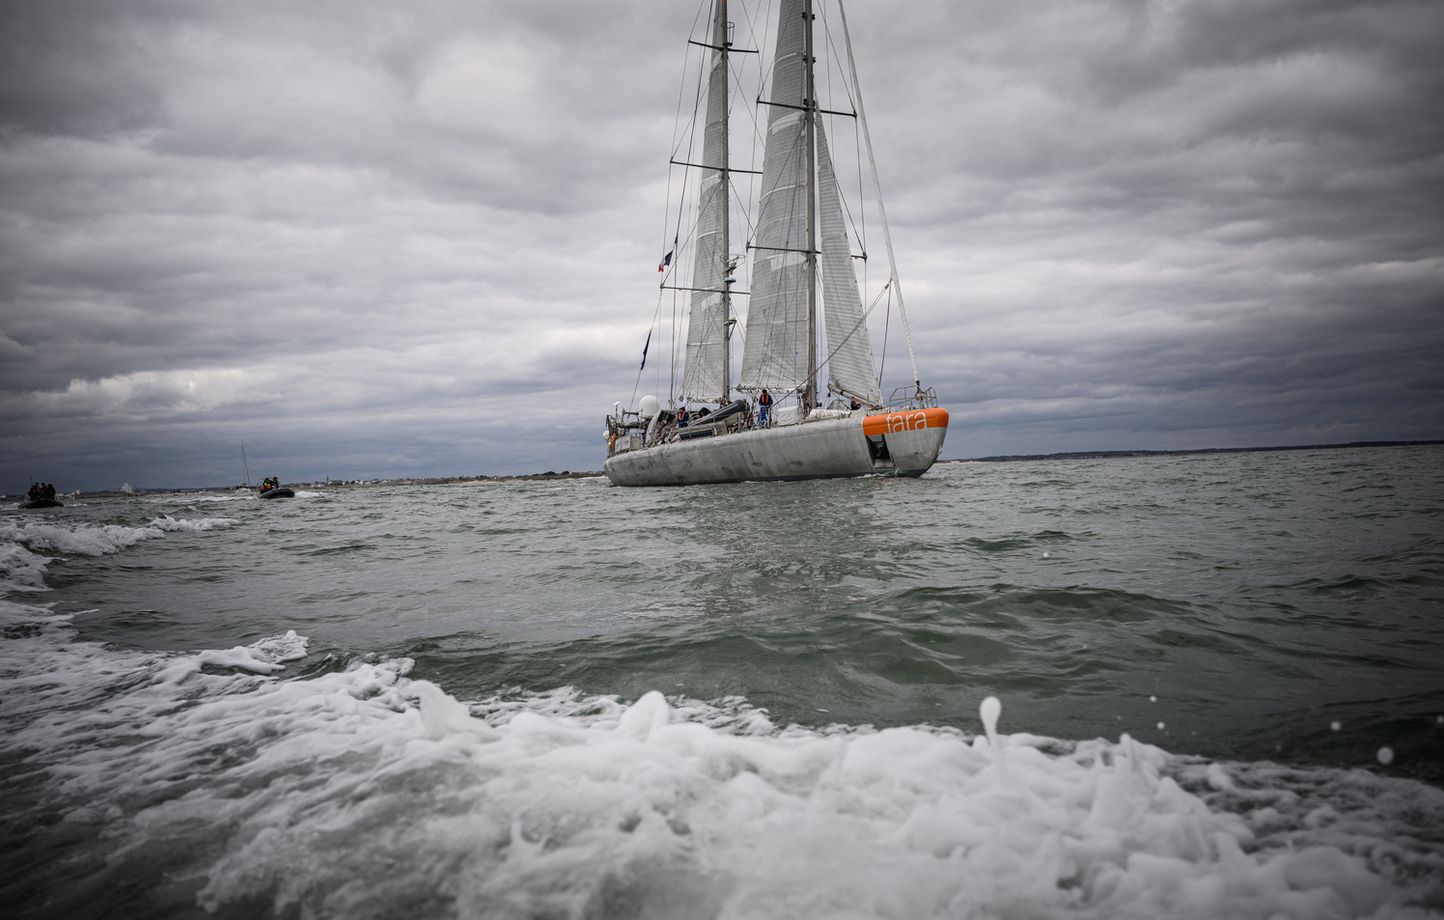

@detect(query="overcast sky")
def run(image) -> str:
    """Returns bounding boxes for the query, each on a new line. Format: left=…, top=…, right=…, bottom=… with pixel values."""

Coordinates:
left=3, top=0, right=1441, bottom=492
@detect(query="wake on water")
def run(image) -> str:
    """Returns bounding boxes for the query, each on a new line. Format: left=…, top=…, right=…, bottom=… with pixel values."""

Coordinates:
left=2, top=515, right=1442, bottom=918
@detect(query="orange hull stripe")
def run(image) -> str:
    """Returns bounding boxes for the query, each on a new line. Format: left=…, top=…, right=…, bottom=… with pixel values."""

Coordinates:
left=861, top=407, right=950, bottom=437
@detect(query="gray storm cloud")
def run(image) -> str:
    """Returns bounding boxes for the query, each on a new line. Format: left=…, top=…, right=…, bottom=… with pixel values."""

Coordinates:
left=2, top=0, right=1440, bottom=490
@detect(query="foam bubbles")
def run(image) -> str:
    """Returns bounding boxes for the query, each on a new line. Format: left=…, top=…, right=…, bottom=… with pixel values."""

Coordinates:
left=5, top=646, right=1436, bottom=920
left=2, top=598, right=1438, bottom=919
left=197, top=630, right=309, bottom=674
left=1, top=515, right=236, bottom=562
left=0, top=541, right=52, bottom=592
left=148, top=515, right=240, bottom=532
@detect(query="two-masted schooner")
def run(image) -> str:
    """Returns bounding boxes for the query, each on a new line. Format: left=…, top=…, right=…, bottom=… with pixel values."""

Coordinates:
left=604, top=0, right=948, bottom=487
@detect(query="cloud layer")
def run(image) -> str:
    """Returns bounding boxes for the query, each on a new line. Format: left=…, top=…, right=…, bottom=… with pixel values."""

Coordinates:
left=3, top=0, right=1441, bottom=490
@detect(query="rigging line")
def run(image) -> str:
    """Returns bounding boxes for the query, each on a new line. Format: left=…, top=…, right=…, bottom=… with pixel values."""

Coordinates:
left=739, top=2, right=776, bottom=258
left=839, top=0, right=922, bottom=391
left=631, top=290, right=671, bottom=409
left=665, top=22, right=713, bottom=404
left=878, top=283, right=891, bottom=391
left=806, top=14, right=869, bottom=264
left=724, top=33, right=764, bottom=250
left=813, top=20, right=868, bottom=260
left=662, top=13, right=703, bottom=282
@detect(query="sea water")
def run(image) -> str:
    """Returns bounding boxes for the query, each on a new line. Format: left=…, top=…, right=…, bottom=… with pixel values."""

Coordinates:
left=2, top=446, right=1441, bottom=918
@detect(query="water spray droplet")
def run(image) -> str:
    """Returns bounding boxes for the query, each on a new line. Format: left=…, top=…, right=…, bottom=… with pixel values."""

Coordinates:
left=1330, top=721, right=1341, bottom=732
left=1156, top=721, right=1166, bottom=731
left=1042, top=551, right=1050, bottom=558
left=980, top=696, right=1002, bottom=749
left=1377, top=746, right=1394, bottom=765
left=1149, top=695, right=1157, bottom=703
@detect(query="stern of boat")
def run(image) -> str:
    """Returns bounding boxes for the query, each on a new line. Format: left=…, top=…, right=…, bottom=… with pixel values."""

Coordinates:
left=861, top=407, right=949, bottom=476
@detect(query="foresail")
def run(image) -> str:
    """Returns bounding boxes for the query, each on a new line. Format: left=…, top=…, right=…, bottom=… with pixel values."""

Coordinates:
left=681, top=4, right=730, bottom=403
left=739, top=0, right=809, bottom=396
left=816, top=118, right=880, bottom=406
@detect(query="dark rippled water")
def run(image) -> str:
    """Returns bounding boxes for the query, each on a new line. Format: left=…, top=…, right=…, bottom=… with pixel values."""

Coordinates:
left=3, top=445, right=1442, bottom=918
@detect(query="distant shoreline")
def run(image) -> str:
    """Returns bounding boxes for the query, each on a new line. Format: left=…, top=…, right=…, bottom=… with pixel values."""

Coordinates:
left=950, top=439, right=1443, bottom=463
left=14, top=440, right=1441, bottom=499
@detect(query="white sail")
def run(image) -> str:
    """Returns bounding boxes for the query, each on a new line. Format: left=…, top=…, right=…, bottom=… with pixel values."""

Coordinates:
left=681, top=4, right=731, bottom=403
left=739, top=0, right=809, bottom=396
left=816, top=118, right=881, bottom=405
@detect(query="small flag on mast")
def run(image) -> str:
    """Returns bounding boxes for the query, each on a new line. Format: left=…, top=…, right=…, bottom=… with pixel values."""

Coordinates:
left=639, top=329, right=652, bottom=370
left=658, top=250, right=672, bottom=272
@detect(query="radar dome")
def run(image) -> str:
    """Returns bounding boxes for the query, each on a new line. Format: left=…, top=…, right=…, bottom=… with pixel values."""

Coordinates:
left=639, top=395, right=660, bottom=419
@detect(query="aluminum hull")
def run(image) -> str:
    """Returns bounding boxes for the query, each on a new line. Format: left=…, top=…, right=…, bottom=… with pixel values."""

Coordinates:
left=605, top=408, right=948, bottom=487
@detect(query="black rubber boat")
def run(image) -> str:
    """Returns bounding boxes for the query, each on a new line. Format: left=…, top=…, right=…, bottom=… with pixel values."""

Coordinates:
left=18, top=497, right=63, bottom=509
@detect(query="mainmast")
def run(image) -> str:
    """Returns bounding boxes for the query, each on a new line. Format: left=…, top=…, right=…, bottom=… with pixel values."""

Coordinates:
left=803, top=0, right=818, bottom=413
left=717, top=0, right=732, bottom=404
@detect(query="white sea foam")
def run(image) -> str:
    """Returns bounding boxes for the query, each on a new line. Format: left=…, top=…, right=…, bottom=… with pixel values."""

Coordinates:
left=144, top=493, right=250, bottom=504
left=1, top=611, right=1438, bottom=919
left=0, top=516, right=238, bottom=564
left=0, top=514, right=239, bottom=601
left=145, top=514, right=240, bottom=532
left=196, top=630, right=309, bottom=674
left=0, top=540, right=52, bottom=592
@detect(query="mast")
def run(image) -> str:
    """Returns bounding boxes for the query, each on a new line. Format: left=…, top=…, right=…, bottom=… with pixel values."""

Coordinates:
left=803, top=0, right=818, bottom=413
left=718, top=0, right=732, bottom=404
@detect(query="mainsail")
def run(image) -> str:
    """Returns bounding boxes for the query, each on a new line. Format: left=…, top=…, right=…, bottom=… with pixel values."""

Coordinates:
left=739, top=0, right=810, bottom=396
left=681, top=3, right=731, bottom=403
left=740, top=0, right=878, bottom=406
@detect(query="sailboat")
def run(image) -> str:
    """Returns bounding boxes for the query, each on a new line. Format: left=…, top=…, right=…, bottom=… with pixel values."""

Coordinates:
left=604, top=0, right=948, bottom=486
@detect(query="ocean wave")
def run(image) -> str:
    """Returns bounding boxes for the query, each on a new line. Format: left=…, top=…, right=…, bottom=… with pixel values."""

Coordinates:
left=1, top=519, right=166, bottom=558
left=0, top=516, right=237, bottom=558
left=145, top=515, right=240, bottom=533
left=1, top=619, right=1438, bottom=919
left=0, top=516, right=239, bottom=596
left=0, top=541, right=52, bottom=592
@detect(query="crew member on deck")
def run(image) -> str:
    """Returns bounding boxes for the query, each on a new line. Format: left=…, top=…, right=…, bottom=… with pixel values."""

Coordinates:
left=758, top=388, right=772, bottom=427
left=677, top=405, right=689, bottom=428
